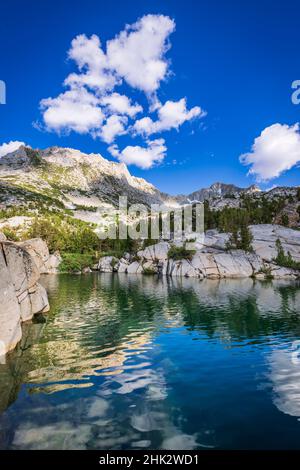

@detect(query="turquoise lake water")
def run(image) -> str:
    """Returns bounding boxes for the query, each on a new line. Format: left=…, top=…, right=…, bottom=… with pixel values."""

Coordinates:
left=1, top=273, right=300, bottom=450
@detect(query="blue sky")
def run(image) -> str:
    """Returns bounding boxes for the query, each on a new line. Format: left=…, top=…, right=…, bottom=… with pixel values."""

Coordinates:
left=0, top=0, right=300, bottom=194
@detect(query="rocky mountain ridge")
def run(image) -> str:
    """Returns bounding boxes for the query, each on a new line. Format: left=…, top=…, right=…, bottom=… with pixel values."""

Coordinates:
left=179, top=182, right=261, bottom=204
left=0, top=145, right=299, bottom=228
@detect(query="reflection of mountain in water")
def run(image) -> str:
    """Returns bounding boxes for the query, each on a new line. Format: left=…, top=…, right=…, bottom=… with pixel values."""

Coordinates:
left=0, top=274, right=300, bottom=449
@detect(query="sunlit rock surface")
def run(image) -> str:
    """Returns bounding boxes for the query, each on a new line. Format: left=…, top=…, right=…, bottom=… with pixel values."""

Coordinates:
left=0, top=238, right=50, bottom=355
left=98, top=226, right=300, bottom=279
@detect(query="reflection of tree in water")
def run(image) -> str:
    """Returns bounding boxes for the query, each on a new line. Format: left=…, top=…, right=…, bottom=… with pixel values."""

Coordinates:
left=0, top=274, right=300, bottom=449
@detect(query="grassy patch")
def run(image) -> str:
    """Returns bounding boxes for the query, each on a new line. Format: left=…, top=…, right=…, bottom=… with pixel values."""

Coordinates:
left=1, top=227, right=20, bottom=241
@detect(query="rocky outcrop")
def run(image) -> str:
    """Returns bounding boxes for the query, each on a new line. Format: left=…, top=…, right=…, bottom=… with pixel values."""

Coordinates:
left=0, top=238, right=50, bottom=356
left=16, top=238, right=61, bottom=274
left=97, top=226, right=300, bottom=280
left=250, top=224, right=300, bottom=262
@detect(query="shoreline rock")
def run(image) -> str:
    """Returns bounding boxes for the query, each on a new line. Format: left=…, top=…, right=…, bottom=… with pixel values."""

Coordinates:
left=97, top=225, right=300, bottom=281
left=0, top=238, right=50, bottom=356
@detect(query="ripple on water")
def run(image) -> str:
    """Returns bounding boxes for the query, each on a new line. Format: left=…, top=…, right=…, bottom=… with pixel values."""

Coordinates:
left=1, top=275, right=300, bottom=450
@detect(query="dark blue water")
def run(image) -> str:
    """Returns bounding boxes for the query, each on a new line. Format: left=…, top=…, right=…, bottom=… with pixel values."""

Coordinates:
left=1, top=274, right=300, bottom=449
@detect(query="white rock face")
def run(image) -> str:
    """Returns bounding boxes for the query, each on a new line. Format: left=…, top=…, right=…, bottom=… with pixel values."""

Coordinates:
left=2, top=242, right=40, bottom=295
left=127, top=261, right=143, bottom=274
left=269, top=265, right=298, bottom=279
left=98, top=225, right=299, bottom=280
left=0, top=240, right=50, bottom=355
left=213, top=252, right=253, bottom=278
left=98, top=256, right=118, bottom=273
left=250, top=224, right=300, bottom=262
left=17, top=239, right=61, bottom=274
left=137, top=242, right=170, bottom=261
left=191, top=253, right=220, bottom=278
left=167, top=259, right=202, bottom=278
left=0, top=248, right=22, bottom=353
left=202, top=231, right=230, bottom=251
left=117, top=258, right=130, bottom=273
left=44, top=252, right=62, bottom=273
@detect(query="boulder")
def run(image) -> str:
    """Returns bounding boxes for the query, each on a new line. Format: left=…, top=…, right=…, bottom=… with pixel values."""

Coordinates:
left=82, top=267, right=92, bottom=274
left=17, top=239, right=61, bottom=274
left=2, top=242, right=40, bottom=295
left=44, top=252, right=62, bottom=274
left=0, top=232, right=7, bottom=241
left=0, top=248, right=22, bottom=354
left=0, top=240, right=50, bottom=356
left=17, top=238, right=49, bottom=271
left=142, top=260, right=159, bottom=274
left=29, top=283, right=50, bottom=314
left=98, top=256, right=119, bottom=273
left=137, top=242, right=170, bottom=262
left=117, top=258, right=130, bottom=273
left=127, top=261, right=143, bottom=274
left=110, top=226, right=300, bottom=280
left=18, top=291, right=32, bottom=321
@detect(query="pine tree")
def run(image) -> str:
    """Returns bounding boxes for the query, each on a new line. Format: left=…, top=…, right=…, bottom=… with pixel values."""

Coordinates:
left=281, top=213, right=289, bottom=227
left=275, top=238, right=286, bottom=265
left=240, top=222, right=253, bottom=252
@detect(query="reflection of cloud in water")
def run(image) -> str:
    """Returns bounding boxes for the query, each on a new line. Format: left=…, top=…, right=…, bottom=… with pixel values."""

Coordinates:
left=13, top=421, right=93, bottom=450
left=268, top=346, right=300, bottom=417
left=3, top=274, right=300, bottom=449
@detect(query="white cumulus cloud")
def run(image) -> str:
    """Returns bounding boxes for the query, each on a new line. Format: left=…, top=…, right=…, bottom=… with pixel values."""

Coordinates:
left=109, top=139, right=167, bottom=169
left=0, top=141, right=26, bottom=158
left=38, top=14, right=204, bottom=168
left=101, top=92, right=142, bottom=117
left=240, top=123, right=300, bottom=181
left=133, top=98, right=204, bottom=136
left=107, top=14, right=175, bottom=94
left=64, top=34, right=116, bottom=92
left=97, top=115, right=128, bottom=144
left=40, top=88, right=104, bottom=134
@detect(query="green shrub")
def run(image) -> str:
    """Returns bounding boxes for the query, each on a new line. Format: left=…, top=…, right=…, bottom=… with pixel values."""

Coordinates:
left=143, top=266, right=156, bottom=275
left=281, top=213, right=289, bottom=227
left=257, top=266, right=274, bottom=280
left=168, top=245, right=196, bottom=261
left=59, top=253, right=96, bottom=273
left=25, top=215, right=100, bottom=253
left=274, top=238, right=300, bottom=270
left=1, top=227, right=20, bottom=241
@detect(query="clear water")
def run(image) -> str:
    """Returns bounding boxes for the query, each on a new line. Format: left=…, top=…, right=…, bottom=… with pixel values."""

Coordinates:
left=1, top=274, right=300, bottom=450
